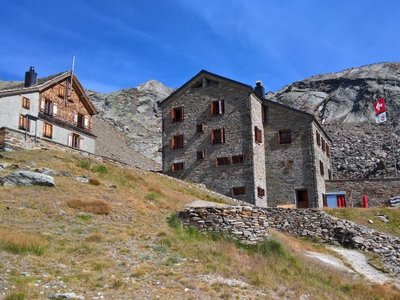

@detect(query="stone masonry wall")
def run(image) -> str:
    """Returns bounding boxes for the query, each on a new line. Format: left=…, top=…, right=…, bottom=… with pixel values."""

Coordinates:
left=326, top=178, right=400, bottom=207
left=264, top=101, right=317, bottom=207
left=312, top=123, right=333, bottom=207
left=178, top=206, right=269, bottom=244
left=249, top=94, right=267, bottom=207
left=178, top=206, right=400, bottom=274
left=161, top=73, right=258, bottom=205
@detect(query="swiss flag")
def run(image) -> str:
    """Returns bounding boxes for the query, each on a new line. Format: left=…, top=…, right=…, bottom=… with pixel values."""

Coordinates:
left=373, top=97, right=386, bottom=115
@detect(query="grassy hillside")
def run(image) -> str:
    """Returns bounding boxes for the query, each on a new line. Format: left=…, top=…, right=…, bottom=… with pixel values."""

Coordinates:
left=0, top=150, right=399, bottom=299
left=326, top=208, right=400, bottom=237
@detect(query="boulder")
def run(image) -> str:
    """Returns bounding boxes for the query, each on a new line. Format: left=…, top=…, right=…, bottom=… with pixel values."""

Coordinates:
left=0, top=170, right=54, bottom=187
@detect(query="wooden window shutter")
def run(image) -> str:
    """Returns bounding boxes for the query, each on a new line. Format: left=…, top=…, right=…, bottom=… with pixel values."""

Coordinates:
left=68, top=133, right=73, bottom=147
left=84, top=116, right=89, bottom=128
left=210, top=129, right=214, bottom=144
left=171, top=109, right=175, bottom=122
left=73, top=111, right=78, bottom=125
left=218, top=100, right=223, bottom=115
left=170, top=137, right=175, bottom=149
left=53, top=103, right=58, bottom=116
left=40, top=99, right=45, bottom=111
left=79, top=137, right=84, bottom=150
left=210, top=102, right=214, bottom=115
left=182, top=107, right=184, bottom=121
left=221, top=128, right=225, bottom=143
left=182, top=134, right=184, bottom=148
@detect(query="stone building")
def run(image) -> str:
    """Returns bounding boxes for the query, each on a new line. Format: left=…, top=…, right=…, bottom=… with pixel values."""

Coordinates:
left=0, top=67, right=97, bottom=153
left=158, top=70, right=332, bottom=208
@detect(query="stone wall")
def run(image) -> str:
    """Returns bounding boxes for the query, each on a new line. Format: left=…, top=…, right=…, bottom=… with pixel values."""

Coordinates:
left=326, top=178, right=400, bottom=207
left=263, top=101, right=318, bottom=207
left=178, top=206, right=400, bottom=274
left=312, top=122, right=333, bottom=207
left=178, top=206, right=269, bottom=244
left=161, top=73, right=259, bottom=205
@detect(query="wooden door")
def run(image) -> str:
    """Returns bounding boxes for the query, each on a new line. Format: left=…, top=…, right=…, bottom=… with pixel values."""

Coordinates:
left=296, top=190, right=309, bottom=208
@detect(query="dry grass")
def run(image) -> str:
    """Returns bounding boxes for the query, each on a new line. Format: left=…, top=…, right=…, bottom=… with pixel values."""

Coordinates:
left=67, top=199, right=111, bottom=215
left=0, top=228, right=46, bottom=256
left=326, top=207, right=400, bottom=236
left=0, top=150, right=399, bottom=299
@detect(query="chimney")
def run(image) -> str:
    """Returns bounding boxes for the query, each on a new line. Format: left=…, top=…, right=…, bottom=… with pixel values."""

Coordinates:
left=24, top=66, right=38, bottom=87
left=254, top=80, right=265, bottom=99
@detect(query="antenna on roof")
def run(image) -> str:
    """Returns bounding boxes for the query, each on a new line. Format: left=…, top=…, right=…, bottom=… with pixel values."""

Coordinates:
left=66, top=56, right=75, bottom=104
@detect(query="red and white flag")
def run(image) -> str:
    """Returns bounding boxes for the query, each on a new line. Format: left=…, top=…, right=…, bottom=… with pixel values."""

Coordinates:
left=373, top=97, right=386, bottom=115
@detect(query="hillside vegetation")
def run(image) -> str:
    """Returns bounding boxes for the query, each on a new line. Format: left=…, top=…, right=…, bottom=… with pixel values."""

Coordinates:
left=0, top=150, right=399, bottom=299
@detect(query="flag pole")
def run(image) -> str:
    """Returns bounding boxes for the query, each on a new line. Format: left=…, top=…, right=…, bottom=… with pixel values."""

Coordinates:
left=383, top=88, right=398, bottom=177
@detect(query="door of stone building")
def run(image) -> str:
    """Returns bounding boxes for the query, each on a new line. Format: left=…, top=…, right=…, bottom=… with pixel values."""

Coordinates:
left=296, top=190, right=309, bottom=208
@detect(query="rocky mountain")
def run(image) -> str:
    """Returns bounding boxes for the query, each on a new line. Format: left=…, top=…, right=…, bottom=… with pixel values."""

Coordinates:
left=267, top=63, right=400, bottom=124
left=267, top=62, right=400, bottom=179
left=88, top=80, right=173, bottom=168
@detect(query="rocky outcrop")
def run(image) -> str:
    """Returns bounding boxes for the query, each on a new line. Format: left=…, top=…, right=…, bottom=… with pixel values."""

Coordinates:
left=0, top=170, right=55, bottom=187
left=88, top=80, right=173, bottom=166
left=178, top=206, right=400, bottom=274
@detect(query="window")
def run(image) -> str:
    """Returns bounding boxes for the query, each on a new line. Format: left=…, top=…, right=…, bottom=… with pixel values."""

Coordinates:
left=196, top=123, right=205, bottom=133
left=22, top=97, right=30, bottom=109
left=68, top=133, right=83, bottom=149
left=232, top=155, right=244, bottom=164
left=40, top=99, right=57, bottom=116
left=316, top=130, right=321, bottom=146
left=171, top=134, right=184, bottom=149
left=43, top=123, right=53, bottom=138
left=326, top=144, right=330, bottom=157
left=211, top=128, right=225, bottom=144
left=197, top=150, right=205, bottom=160
left=279, top=129, right=292, bottom=144
left=216, top=157, right=231, bottom=166
left=171, top=162, right=184, bottom=171
left=321, top=138, right=326, bottom=152
left=171, top=106, right=184, bottom=122
left=257, top=187, right=265, bottom=198
left=328, top=169, right=332, bottom=180
left=232, top=186, right=246, bottom=196
left=58, top=85, right=65, bottom=98
left=254, top=126, right=262, bottom=144
left=211, top=100, right=224, bottom=115
left=262, top=105, right=268, bottom=124
left=320, top=160, right=324, bottom=176
left=18, top=115, right=30, bottom=131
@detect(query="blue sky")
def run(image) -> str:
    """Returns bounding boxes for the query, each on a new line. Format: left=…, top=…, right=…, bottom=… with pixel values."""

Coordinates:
left=0, top=0, right=399, bottom=92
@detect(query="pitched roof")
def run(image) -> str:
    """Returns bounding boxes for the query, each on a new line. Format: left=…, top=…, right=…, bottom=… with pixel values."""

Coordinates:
left=158, top=69, right=253, bottom=107
left=0, top=71, right=97, bottom=115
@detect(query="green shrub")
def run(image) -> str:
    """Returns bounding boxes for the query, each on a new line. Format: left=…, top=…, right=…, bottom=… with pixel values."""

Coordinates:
left=77, top=159, right=91, bottom=170
left=92, top=164, right=108, bottom=174
left=145, top=191, right=161, bottom=201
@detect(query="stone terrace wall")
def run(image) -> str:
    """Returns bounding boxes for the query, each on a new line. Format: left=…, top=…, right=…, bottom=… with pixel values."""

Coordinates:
left=178, top=206, right=400, bottom=274
left=177, top=206, right=269, bottom=244
left=326, top=178, right=400, bottom=207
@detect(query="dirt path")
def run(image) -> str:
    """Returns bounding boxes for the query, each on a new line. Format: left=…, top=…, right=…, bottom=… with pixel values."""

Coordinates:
left=330, top=247, right=400, bottom=288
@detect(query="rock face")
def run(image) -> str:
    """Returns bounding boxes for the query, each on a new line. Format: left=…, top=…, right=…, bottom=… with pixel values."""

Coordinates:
left=267, top=62, right=400, bottom=179
left=0, top=170, right=55, bottom=186
left=88, top=80, right=173, bottom=166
